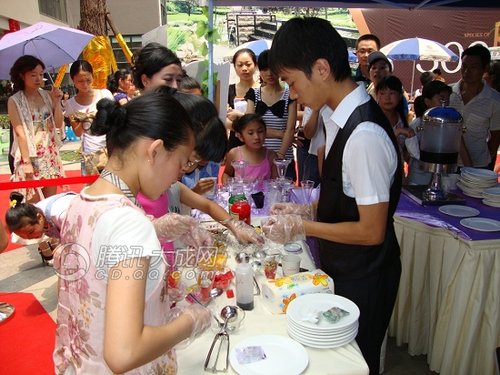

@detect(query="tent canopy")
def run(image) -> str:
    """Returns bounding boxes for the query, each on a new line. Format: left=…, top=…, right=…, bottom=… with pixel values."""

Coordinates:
left=209, top=0, right=499, bottom=10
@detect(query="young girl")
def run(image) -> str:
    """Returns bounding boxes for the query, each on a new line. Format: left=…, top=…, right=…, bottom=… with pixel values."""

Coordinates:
left=5, top=191, right=76, bottom=264
left=245, top=50, right=297, bottom=179
left=223, top=113, right=278, bottom=183
left=376, top=75, right=415, bottom=163
left=53, top=90, right=211, bottom=374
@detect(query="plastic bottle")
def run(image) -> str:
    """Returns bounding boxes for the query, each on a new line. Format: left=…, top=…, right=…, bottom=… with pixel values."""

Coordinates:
left=235, top=258, right=254, bottom=310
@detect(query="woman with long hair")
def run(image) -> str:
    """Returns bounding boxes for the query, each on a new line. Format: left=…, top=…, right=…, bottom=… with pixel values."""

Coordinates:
left=8, top=55, right=64, bottom=202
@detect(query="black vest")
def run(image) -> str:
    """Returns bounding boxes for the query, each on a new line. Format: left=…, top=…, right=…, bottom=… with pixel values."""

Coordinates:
left=317, top=98, right=403, bottom=281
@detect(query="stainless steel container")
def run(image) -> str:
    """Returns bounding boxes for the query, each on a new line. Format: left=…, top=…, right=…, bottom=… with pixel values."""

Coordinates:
left=419, top=104, right=465, bottom=173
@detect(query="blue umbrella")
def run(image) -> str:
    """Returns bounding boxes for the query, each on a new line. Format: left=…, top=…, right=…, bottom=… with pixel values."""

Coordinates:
left=380, top=37, right=459, bottom=95
left=348, top=50, right=357, bottom=62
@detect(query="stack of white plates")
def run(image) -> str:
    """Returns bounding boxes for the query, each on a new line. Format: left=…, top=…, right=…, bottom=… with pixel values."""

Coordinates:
left=482, top=186, right=500, bottom=207
left=457, top=167, right=499, bottom=198
left=285, top=294, right=359, bottom=349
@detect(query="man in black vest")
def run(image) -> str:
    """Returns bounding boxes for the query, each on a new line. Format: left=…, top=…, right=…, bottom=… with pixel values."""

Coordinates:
left=265, top=17, right=403, bottom=375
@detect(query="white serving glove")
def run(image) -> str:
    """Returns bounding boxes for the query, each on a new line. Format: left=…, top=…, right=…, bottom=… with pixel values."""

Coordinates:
left=152, top=213, right=213, bottom=249
left=270, top=202, right=315, bottom=220
left=261, top=214, right=306, bottom=244
left=225, top=219, right=264, bottom=244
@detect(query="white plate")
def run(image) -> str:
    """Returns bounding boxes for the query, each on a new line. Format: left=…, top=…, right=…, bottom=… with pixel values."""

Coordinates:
left=286, top=294, right=360, bottom=331
left=438, top=205, right=480, bottom=217
left=461, top=167, right=499, bottom=180
left=456, top=182, right=485, bottom=198
left=483, top=187, right=500, bottom=197
left=287, top=319, right=358, bottom=338
left=482, top=199, right=500, bottom=208
left=288, top=327, right=357, bottom=349
left=287, top=323, right=358, bottom=343
left=229, top=335, right=308, bottom=375
left=459, top=217, right=500, bottom=232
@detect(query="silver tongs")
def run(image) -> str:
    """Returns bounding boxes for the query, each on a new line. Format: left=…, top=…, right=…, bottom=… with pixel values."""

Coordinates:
left=204, top=306, right=237, bottom=373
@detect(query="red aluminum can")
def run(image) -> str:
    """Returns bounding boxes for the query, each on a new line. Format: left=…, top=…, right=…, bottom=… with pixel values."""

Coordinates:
left=230, top=200, right=251, bottom=225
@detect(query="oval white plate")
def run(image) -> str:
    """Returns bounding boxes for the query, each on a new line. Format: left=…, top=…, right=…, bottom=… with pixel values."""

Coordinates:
left=438, top=205, right=480, bottom=217
left=482, top=199, right=500, bottom=208
left=461, top=167, right=499, bottom=180
left=229, top=335, right=308, bottom=375
left=286, top=294, right=359, bottom=331
left=459, top=217, right=500, bottom=232
left=483, top=187, right=500, bottom=197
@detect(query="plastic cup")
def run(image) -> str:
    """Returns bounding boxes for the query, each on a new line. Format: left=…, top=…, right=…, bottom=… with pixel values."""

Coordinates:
left=251, top=191, right=265, bottom=208
left=281, top=254, right=301, bottom=276
left=200, top=177, right=218, bottom=198
left=263, top=255, right=278, bottom=279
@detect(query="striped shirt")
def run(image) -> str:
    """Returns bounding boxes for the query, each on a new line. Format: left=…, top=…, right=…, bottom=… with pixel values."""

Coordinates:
left=245, top=87, right=294, bottom=160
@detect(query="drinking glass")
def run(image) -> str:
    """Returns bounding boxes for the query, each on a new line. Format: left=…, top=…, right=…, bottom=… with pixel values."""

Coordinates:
left=279, top=178, right=294, bottom=202
left=300, top=180, right=315, bottom=203
left=231, top=160, right=248, bottom=182
left=273, top=158, right=292, bottom=180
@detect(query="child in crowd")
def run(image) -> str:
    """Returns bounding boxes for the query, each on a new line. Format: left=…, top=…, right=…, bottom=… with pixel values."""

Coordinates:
left=376, top=75, right=415, bottom=164
left=222, top=114, right=278, bottom=184
left=5, top=191, right=76, bottom=264
left=179, top=76, right=203, bottom=96
left=407, top=80, right=453, bottom=185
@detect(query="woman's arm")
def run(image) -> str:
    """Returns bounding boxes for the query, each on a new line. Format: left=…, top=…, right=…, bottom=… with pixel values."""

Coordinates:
left=104, top=257, right=194, bottom=373
left=277, top=101, right=298, bottom=158
left=179, top=183, right=231, bottom=223
left=222, top=149, right=236, bottom=184
left=268, top=149, right=278, bottom=179
left=245, top=99, right=255, bottom=114
left=8, top=98, right=33, bottom=174
left=302, top=109, right=320, bottom=140
left=50, top=87, right=64, bottom=130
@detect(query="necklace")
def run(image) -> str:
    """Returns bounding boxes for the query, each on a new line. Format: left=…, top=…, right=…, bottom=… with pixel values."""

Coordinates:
left=100, top=169, right=142, bottom=208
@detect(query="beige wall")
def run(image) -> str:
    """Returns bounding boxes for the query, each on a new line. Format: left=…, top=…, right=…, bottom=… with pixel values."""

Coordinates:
left=0, top=0, right=69, bottom=29
left=1, top=0, right=162, bottom=35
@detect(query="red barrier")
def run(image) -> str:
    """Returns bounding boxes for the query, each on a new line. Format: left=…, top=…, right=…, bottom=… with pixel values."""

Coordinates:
left=0, top=175, right=98, bottom=190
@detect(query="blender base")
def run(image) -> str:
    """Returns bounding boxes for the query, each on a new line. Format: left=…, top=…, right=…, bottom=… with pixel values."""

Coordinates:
left=403, top=185, right=465, bottom=206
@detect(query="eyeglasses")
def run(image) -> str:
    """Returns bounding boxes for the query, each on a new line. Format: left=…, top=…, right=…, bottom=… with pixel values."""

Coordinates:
left=185, top=159, right=201, bottom=168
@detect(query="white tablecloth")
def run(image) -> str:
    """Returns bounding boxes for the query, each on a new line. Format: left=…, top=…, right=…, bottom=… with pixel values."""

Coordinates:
left=176, top=273, right=368, bottom=374
left=390, top=215, right=500, bottom=375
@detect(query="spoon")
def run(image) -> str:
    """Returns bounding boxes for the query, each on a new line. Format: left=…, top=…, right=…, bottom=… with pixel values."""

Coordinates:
left=220, top=305, right=238, bottom=330
left=188, top=288, right=224, bottom=326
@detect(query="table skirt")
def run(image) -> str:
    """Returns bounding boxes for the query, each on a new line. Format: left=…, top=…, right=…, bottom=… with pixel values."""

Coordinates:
left=390, top=215, right=500, bottom=375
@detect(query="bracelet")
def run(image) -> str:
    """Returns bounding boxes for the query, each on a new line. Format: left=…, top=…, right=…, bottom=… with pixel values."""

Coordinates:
left=20, top=159, right=31, bottom=165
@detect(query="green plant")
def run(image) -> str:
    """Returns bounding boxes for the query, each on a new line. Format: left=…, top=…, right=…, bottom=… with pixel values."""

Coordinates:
left=195, top=6, right=220, bottom=98
left=0, top=114, right=10, bottom=129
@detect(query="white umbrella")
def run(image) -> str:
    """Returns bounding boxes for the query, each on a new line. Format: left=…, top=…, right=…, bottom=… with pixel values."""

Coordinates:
left=229, top=39, right=273, bottom=59
left=0, top=22, right=94, bottom=79
left=380, top=37, right=459, bottom=95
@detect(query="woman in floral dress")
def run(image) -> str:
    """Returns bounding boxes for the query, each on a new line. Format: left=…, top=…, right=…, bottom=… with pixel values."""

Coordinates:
left=8, top=55, right=64, bottom=202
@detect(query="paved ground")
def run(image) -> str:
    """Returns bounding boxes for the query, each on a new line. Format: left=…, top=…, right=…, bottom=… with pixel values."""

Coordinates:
left=0, top=138, right=436, bottom=374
